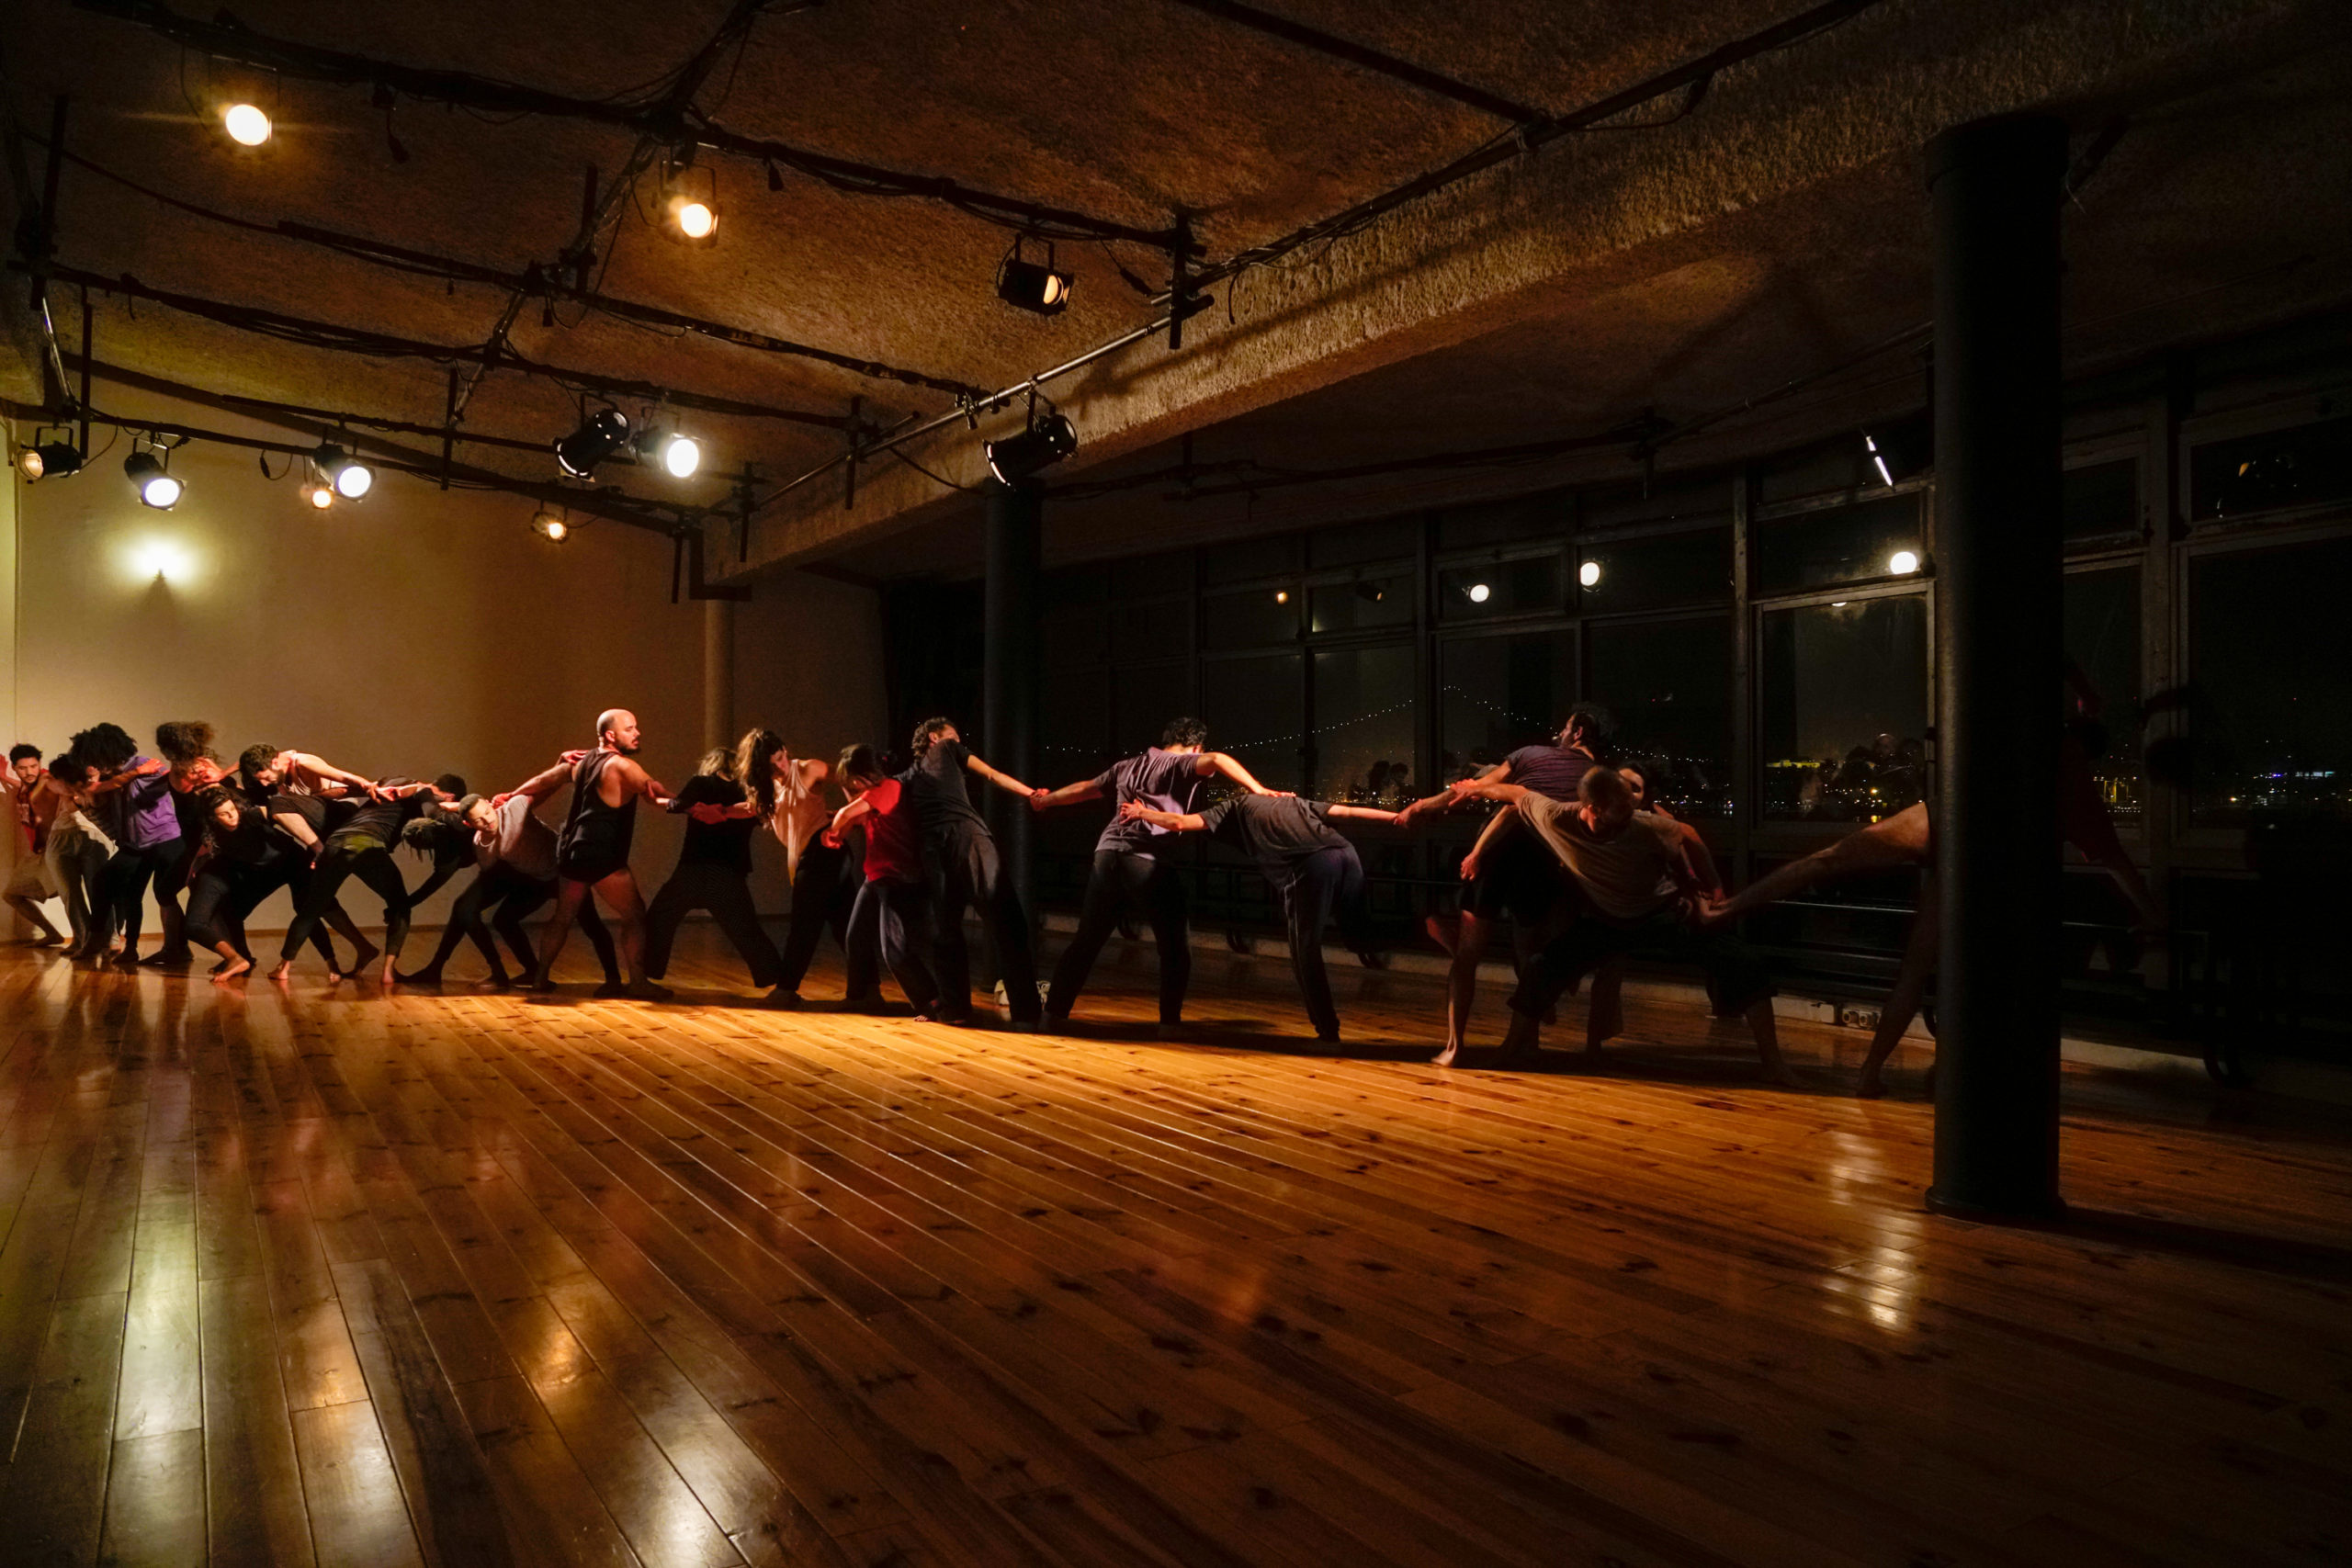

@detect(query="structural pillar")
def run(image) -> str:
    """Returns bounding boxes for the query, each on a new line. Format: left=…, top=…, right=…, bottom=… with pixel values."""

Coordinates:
left=702, top=597, right=735, bottom=756
left=1926, top=115, right=2068, bottom=1220
left=982, top=479, right=1042, bottom=919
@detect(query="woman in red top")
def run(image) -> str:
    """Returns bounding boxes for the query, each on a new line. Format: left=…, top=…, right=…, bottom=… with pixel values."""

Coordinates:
left=824, top=745, right=939, bottom=1020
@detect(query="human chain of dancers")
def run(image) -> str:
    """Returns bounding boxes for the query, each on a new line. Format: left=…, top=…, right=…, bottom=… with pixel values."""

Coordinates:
left=6, top=699, right=2152, bottom=1089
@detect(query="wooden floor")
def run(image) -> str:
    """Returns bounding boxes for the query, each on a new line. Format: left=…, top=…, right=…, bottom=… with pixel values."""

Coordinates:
left=2, top=930, right=2348, bottom=1568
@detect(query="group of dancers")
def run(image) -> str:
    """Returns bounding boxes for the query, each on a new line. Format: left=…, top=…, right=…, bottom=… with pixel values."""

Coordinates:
left=7, top=699, right=2067, bottom=1087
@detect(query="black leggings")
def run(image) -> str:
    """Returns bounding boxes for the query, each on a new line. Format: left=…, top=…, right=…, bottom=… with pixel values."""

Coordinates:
left=412, top=864, right=616, bottom=983
left=1047, top=851, right=1190, bottom=1023
left=280, top=842, right=412, bottom=965
left=852, top=877, right=938, bottom=1013
left=1281, top=846, right=1376, bottom=1041
left=776, top=839, right=874, bottom=998
left=644, top=862, right=784, bottom=987
left=97, top=839, right=182, bottom=951
left=187, top=862, right=337, bottom=967
left=928, top=827, right=1038, bottom=1023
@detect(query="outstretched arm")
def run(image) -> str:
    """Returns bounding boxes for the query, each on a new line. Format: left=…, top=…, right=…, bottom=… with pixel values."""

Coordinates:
left=1117, top=802, right=1206, bottom=833
left=1458, top=803, right=1521, bottom=881
left=500, top=761, right=571, bottom=807
left=1197, top=752, right=1283, bottom=796
left=288, top=751, right=378, bottom=795
left=1031, top=778, right=1105, bottom=812
left=87, top=757, right=169, bottom=795
left=1325, top=804, right=1403, bottom=825
left=961, top=751, right=1035, bottom=800
left=1454, top=779, right=1532, bottom=807
left=1398, top=761, right=1509, bottom=822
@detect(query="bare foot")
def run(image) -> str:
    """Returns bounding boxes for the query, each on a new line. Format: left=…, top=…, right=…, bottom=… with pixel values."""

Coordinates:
left=212, top=956, right=252, bottom=985
left=1430, top=1040, right=1462, bottom=1067
left=379, top=962, right=399, bottom=989
left=267, top=960, right=294, bottom=983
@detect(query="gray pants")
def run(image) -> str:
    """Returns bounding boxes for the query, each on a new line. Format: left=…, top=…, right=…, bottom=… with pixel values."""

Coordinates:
left=46, top=828, right=112, bottom=952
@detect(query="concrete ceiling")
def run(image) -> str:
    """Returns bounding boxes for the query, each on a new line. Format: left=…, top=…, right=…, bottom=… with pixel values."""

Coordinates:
left=6, top=0, right=2348, bottom=566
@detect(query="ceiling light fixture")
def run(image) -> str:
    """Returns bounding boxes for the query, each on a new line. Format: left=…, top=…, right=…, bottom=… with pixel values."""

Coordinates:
left=662, top=151, right=719, bottom=245
left=15, top=428, right=85, bottom=482
left=1578, top=560, right=1602, bottom=588
left=1467, top=582, right=1491, bottom=604
left=983, top=412, right=1077, bottom=486
left=222, top=102, right=272, bottom=146
left=555, top=408, right=631, bottom=479
left=530, top=507, right=571, bottom=543
left=1887, top=549, right=1921, bottom=575
left=637, top=429, right=702, bottom=479
left=304, top=483, right=335, bottom=510
left=125, top=448, right=183, bottom=510
left=996, top=237, right=1072, bottom=317
left=312, top=442, right=373, bottom=500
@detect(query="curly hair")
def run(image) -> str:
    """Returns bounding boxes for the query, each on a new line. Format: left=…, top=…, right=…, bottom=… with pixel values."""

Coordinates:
left=909, top=716, right=955, bottom=760
left=154, top=720, right=217, bottom=766
left=70, top=723, right=139, bottom=772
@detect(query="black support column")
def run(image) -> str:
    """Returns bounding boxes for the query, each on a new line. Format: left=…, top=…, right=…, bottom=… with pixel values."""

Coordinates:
left=1927, top=115, right=2068, bottom=1220
left=982, top=479, right=1043, bottom=919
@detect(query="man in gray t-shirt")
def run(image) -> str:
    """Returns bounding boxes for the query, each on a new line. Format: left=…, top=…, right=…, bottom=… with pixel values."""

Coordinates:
left=1028, top=718, right=1281, bottom=1032
left=397, top=794, right=616, bottom=990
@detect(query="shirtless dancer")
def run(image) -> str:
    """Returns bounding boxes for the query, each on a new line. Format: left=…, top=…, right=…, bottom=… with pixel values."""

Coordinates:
left=503, top=709, right=673, bottom=999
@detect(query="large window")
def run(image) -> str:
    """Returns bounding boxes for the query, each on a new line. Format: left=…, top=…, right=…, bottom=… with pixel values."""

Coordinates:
left=1588, top=615, right=1733, bottom=819
left=1439, top=630, right=1575, bottom=783
left=2064, top=567, right=2143, bottom=827
left=1752, top=494, right=1924, bottom=596
left=1759, top=594, right=1930, bottom=822
left=1204, top=585, right=1298, bottom=649
left=1204, top=651, right=1305, bottom=792
left=2190, top=415, right=2352, bottom=521
left=1574, top=527, right=1732, bottom=614
left=1114, top=661, right=1193, bottom=752
left=1438, top=556, right=1560, bottom=622
left=1313, top=645, right=1417, bottom=804
left=1308, top=572, right=1413, bottom=634
left=2188, top=536, right=2352, bottom=822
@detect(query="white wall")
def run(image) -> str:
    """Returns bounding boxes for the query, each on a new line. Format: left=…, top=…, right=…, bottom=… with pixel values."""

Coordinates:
left=6, top=398, right=886, bottom=944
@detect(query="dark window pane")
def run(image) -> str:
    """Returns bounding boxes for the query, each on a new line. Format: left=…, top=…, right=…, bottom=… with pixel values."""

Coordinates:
left=1203, top=586, right=1298, bottom=649
left=1759, top=594, right=1929, bottom=821
left=1309, top=571, right=1413, bottom=633
left=1201, top=533, right=1300, bottom=586
left=2188, top=537, right=2352, bottom=822
left=1120, top=597, right=1191, bottom=656
left=1039, top=666, right=1111, bottom=775
left=1114, top=660, right=1193, bottom=752
left=1312, top=645, right=1418, bottom=804
left=1438, top=556, right=1560, bottom=621
left=1580, top=472, right=1731, bottom=532
left=2064, top=569, right=2142, bottom=829
left=1576, top=527, right=1732, bottom=613
left=1204, top=652, right=1304, bottom=792
left=1440, top=631, right=1575, bottom=783
left=1112, top=548, right=1192, bottom=599
left=1041, top=601, right=1107, bottom=666
left=1043, top=563, right=1108, bottom=603
left=1752, top=494, right=1925, bottom=595
left=1436, top=491, right=1568, bottom=550
left=2190, top=415, right=2352, bottom=521
left=1311, top=515, right=1419, bottom=568
left=1588, top=616, right=1733, bottom=821
left=2064, top=459, right=2139, bottom=541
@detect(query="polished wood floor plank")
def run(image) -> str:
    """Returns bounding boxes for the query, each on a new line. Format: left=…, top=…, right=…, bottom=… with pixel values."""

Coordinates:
left=0, top=933, right=2345, bottom=1566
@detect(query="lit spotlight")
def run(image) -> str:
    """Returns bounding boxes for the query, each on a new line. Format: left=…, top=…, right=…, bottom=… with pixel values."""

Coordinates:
left=16, top=435, right=84, bottom=482
left=554, top=409, right=631, bottom=479
left=304, top=483, right=335, bottom=511
left=223, top=103, right=272, bottom=146
left=983, top=412, right=1078, bottom=485
left=1887, top=549, right=1920, bottom=575
left=655, top=432, right=702, bottom=479
left=313, top=443, right=373, bottom=500
left=125, top=450, right=182, bottom=510
left=996, top=242, right=1073, bottom=317
left=1578, top=560, right=1602, bottom=588
left=1274, top=590, right=1290, bottom=605
left=530, top=508, right=571, bottom=542
left=675, top=200, right=717, bottom=241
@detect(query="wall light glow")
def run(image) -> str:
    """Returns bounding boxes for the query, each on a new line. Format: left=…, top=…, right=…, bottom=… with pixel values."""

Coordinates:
left=124, top=536, right=197, bottom=586
left=1887, top=549, right=1920, bottom=575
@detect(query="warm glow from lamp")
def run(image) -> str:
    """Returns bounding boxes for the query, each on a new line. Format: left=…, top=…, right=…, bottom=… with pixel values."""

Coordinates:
left=676, top=201, right=716, bottom=240
left=1888, top=549, right=1920, bottom=575
left=223, top=104, right=272, bottom=145
left=126, top=536, right=196, bottom=583
left=1467, top=582, right=1491, bottom=604
left=1578, top=560, right=1601, bottom=588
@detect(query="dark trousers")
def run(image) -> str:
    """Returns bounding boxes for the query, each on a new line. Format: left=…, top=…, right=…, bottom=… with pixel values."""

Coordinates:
left=188, top=862, right=338, bottom=967
left=1047, top=851, right=1191, bottom=1023
left=928, top=827, right=1038, bottom=1023
left=776, top=839, right=876, bottom=998
left=150, top=834, right=202, bottom=955
left=853, top=876, right=938, bottom=1014
left=281, top=843, right=412, bottom=964
left=1506, top=908, right=1774, bottom=1021
left=413, top=864, right=617, bottom=983
left=96, top=839, right=182, bottom=951
left=645, top=862, right=783, bottom=987
left=50, top=831, right=110, bottom=952
left=1282, top=846, right=1377, bottom=1042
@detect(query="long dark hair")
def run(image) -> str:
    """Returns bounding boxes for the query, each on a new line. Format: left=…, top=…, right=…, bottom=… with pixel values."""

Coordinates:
left=734, top=728, right=786, bottom=820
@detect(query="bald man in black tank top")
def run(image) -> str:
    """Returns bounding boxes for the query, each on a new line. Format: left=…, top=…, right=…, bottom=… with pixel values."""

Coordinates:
left=498, top=708, right=675, bottom=999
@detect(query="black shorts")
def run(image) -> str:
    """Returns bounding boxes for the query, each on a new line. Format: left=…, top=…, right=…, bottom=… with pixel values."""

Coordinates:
left=1463, top=828, right=1565, bottom=923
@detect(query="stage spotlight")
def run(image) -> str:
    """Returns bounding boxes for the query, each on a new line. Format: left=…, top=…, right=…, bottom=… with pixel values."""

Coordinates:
left=1578, top=560, right=1602, bottom=588
left=1887, top=549, right=1920, bottom=575
left=304, top=483, right=335, bottom=511
left=223, top=103, right=272, bottom=145
left=1467, top=582, right=1491, bottom=604
left=125, top=450, right=182, bottom=510
left=17, top=439, right=85, bottom=481
left=656, top=432, right=701, bottom=479
left=555, top=409, right=631, bottom=479
left=530, top=508, right=571, bottom=543
left=676, top=201, right=717, bottom=241
left=1274, top=590, right=1290, bottom=605
left=983, top=412, right=1077, bottom=485
left=996, top=238, right=1071, bottom=316
left=313, top=443, right=373, bottom=500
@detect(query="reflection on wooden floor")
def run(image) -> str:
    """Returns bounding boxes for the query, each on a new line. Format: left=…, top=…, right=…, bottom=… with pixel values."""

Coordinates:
left=2, top=927, right=2347, bottom=1567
